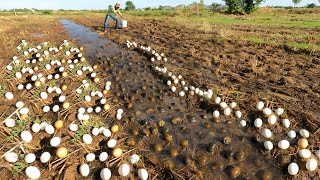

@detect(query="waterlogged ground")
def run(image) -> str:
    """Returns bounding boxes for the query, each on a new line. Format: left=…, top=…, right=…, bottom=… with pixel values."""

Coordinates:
left=59, top=20, right=290, bottom=179
left=0, top=14, right=319, bottom=179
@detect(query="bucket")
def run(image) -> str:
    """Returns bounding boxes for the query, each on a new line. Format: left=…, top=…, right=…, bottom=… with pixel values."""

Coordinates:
left=121, top=20, right=127, bottom=28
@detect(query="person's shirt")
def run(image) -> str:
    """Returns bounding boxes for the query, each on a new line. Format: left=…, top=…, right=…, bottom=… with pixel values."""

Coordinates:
left=108, top=6, right=122, bottom=16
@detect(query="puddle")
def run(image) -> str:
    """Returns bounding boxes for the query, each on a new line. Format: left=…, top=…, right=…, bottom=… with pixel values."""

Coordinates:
left=61, top=20, right=284, bottom=179
left=60, top=19, right=121, bottom=60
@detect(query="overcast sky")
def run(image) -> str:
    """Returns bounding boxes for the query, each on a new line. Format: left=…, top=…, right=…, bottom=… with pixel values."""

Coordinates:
left=0, top=0, right=319, bottom=10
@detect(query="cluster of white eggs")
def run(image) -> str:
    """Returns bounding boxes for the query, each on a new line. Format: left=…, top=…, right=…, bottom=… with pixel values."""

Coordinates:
left=126, top=40, right=246, bottom=126
left=80, top=152, right=148, bottom=180
left=252, top=101, right=319, bottom=175
left=2, top=40, right=127, bottom=179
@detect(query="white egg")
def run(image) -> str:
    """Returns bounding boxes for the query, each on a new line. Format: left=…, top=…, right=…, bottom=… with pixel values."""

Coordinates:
left=92, top=127, right=100, bottom=136
left=40, top=152, right=51, bottom=163
left=77, top=70, right=83, bottom=76
left=179, top=91, right=185, bottom=97
left=287, top=130, right=296, bottom=139
left=16, top=101, right=24, bottom=108
left=24, top=153, right=36, bottom=163
left=52, top=105, right=60, bottom=112
left=128, top=154, right=140, bottom=164
left=31, top=75, right=37, bottom=81
left=4, top=118, right=15, bottom=128
left=256, top=101, right=264, bottom=110
left=80, top=163, right=90, bottom=177
left=6, top=65, right=13, bottom=71
left=17, top=84, right=24, bottom=90
left=99, top=127, right=106, bottom=133
left=299, top=129, right=310, bottom=138
left=5, top=152, right=18, bottom=163
left=56, top=88, right=62, bottom=94
left=100, top=99, right=107, bottom=105
left=240, top=120, right=247, bottom=127
left=254, top=118, right=263, bottom=128
left=171, top=86, right=176, bottom=93
left=54, top=74, right=60, bottom=79
left=25, top=166, right=41, bottom=179
left=306, top=158, right=318, bottom=171
left=45, top=125, right=55, bottom=134
left=43, top=106, right=50, bottom=113
left=167, top=80, right=171, bottom=86
left=262, top=128, right=272, bottom=138
left=95, top=106, right=102, bottom=113
left=267, top=114, right=277, bottom=125
left=263, top=108, right=272, bottom=116
left=5, top=92, right=14, bottom=100
left=83, top=114, right=90, bottom=121
left=84, top=95, right=91, bottom=102
left=66, top=51, right=71, bottom=56
left=235, top=111, right=242, bottom=118
left=59, top=67, right=65, bottom=72
left=213, top=110, right=220, bottom=118
left=26, top=83, right=32, bottom=90
left=45, top=64, right=51, bottom=70
left=275, top=108, right=284, bottom=116
left=83, top=134, right=92, bottom=144
left=264, top=141, right=273, bottom=150
left=282, top=119, right=290, bottom=128
left=40, top=92, right=48, bottom=99
left=138, top=168, right=148, bottom=180
left=229, top=102, right=237, bottom=109
left=100, top=168, right=112, bottom=180
left=118, top=163, right=130, bottom=177
left=103, top=129, right=111, bottom=137
left=99, top=152, right=108, bottom=162
left=85, top=153, right=95, bottom=162
left=116, top=113, right=122, bottom=120
left=19, top=107, right=29, bottom=115
left=85, top=107, right=92, bottom=113
left=220, top=102, right=227, bottom=109
left=173, top=79, right=179, bottom=84
left=77, top=113, right=84, bottom=120
left=299, top=149, right=311, bottom=159
left=224, top=107, right=231, bottom=116
left=288, top=162, right=299, bottom=175
left=117, top=109, right=123, bottom=114
left=76, top=88, right=82, bottom=94
left=40, top=122, right=48, bottom=130
left=69, top=123, right=78, bottom=132
left=50, top=137, right=61, bottom=147
left=107, top=139, right=117, bottom=148
left=58, top=96, right=66, bottom=102
left=31, top=123, right=41, bottom=133
left=21, top=131, right=33, bottom=143
left=278, top=140, right=290, bottom=150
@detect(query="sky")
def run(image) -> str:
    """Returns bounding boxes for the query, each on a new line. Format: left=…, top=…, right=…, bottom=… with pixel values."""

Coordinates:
left=0, top=0, right=319, bottom=10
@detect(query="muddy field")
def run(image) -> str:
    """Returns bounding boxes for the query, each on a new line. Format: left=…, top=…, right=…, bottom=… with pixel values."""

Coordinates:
left=0, top=11, right=319, bottom=180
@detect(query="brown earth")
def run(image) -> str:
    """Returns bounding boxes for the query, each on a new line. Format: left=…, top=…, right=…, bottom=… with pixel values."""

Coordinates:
left=71, top=17, right=320, bottom=133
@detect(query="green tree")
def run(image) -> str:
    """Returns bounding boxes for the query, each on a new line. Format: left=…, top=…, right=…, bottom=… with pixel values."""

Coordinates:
left=243, top=0, right=264, bottom=13
left=223, top=0, right=243, bottom=13
left=292, top=0, right=302, bottom=6
left=125, top=1, right=136, bottom=11
left=223, top=0, right=263, bottom=14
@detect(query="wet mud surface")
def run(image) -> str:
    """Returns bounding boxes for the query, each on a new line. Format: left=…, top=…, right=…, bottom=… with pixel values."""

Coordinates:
left=60, top=20, right=294, bottom=179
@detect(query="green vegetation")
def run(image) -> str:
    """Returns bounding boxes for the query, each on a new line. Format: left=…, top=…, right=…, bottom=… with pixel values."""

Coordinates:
left=125, top=1, right=136, bottom=11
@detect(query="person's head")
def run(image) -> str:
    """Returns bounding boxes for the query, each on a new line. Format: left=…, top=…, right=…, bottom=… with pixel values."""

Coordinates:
left=115, top=3, right=120, bottom=9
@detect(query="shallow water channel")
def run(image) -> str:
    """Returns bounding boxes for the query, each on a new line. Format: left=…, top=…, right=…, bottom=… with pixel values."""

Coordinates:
left=61, top=19, right=284, bottom=179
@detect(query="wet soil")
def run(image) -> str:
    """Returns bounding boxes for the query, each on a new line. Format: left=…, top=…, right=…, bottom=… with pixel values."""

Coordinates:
left=65, top=18, right=320, bottom=179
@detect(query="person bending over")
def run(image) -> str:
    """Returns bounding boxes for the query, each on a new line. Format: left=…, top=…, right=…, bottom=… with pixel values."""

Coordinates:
left=104, top=3, right=124, bottom=32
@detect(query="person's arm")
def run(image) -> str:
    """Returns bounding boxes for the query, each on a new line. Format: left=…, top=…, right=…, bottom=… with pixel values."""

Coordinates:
left=118, top=10, right=124, bottom=18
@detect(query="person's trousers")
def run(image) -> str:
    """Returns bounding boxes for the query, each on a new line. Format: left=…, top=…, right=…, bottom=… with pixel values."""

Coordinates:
left=104, top=15, right=119, bottom=30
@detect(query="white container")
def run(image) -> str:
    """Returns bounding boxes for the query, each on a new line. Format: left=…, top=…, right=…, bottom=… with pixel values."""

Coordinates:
left=121, top=20, right=127, bottom=28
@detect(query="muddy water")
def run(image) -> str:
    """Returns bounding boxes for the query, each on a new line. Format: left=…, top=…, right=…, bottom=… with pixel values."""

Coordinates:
left=61, top=20, right=284, bottom=179
left=61, top=19, right=121, bottom=60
